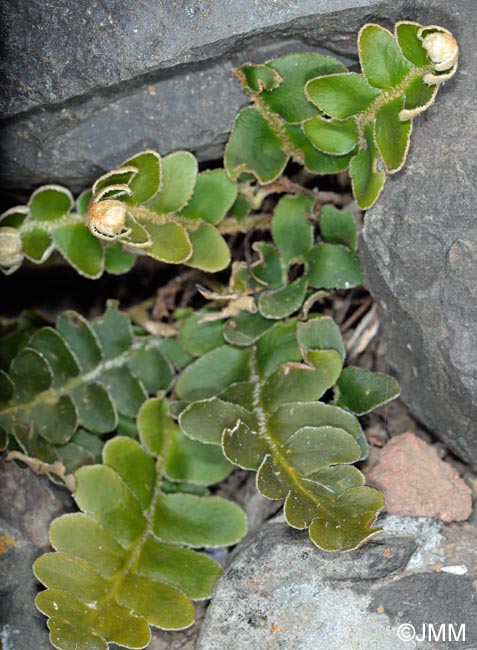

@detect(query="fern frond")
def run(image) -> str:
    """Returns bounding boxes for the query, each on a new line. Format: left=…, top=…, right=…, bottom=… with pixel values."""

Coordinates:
left=0, top=302, right=173, bottom=480
left=177, top=314, right=400, bottom=551
left=34, top=397, right=247, bottom=649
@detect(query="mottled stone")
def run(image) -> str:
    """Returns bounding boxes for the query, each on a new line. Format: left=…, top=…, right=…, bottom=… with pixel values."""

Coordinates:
left=366, top=433, right=473, bottom=522
left=370, top=574, right=476, bottom=648
left=198, top=515, right=477, bottom=650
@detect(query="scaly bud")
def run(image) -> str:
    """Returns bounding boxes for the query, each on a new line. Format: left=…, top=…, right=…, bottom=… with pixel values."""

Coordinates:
left=87, top=199, right=127, bottom=239
left=422, top=30, right=459, bottom=72
left=0, top=227, right=23, bottom=271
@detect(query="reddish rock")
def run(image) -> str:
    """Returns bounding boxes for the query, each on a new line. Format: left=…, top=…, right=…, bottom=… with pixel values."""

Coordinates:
left=366, top=432, right=473, bottom=522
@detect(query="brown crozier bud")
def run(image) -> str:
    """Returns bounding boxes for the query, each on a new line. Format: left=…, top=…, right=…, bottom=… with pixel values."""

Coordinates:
left=422, top=31, right=459, bottom=71
left=87, top=199, right=127, bottom=238
left=0, top=226, right=23, bottom=269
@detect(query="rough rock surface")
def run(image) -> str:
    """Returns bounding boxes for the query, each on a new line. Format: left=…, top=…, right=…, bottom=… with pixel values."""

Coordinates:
left=1, top=0, right=375, bottom=117
left=360, top=0, right=477, bottom=470
left=366, top=432, right=473, bottom=522
left=198, top=514, right=477, bottom=650
left=0, top=0, right=433, bottom=199
left=0, top=462, right=73, bottom=650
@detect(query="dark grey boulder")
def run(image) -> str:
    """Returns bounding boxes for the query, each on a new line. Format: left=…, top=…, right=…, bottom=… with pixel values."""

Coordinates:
left=0, top=0, right=373, bottom=118
left=360, top=0, right=477, bottom=469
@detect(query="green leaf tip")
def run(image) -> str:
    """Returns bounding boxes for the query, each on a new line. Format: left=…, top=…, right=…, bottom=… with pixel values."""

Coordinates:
left=225, top=108, right=289, bottom=184
left=335, top=366, right=401, bottom=415
left=138, top=396, right=233, bottom=486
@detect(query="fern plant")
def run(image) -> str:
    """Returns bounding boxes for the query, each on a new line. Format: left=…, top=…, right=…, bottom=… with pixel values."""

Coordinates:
left=225, top=22, right=458, bottom=208
left=0, top=18, right=459, bottom=650
left=0, top=152, right=237, bottom=277
left=0, top=301, right=174, bottom=482
left=231, top=195, right=362, bottom=319
left=177, top=313, right=399, bottom=551
left=0, top=23, right=458, bottom=277
left=33, top=397, right=247, bottom=649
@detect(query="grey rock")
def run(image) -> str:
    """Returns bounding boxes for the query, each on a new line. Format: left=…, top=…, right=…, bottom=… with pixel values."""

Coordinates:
left=360, top=0, right=477, bottom=469
left=198, top=515, right=477, bottom=650
left=370, top=575, right=476, bottom=648
left=1, top=0, right=395, bottom=198
left=0, top=0, right=373, bottom=118
left=0, top=461, right=74, bottom=650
